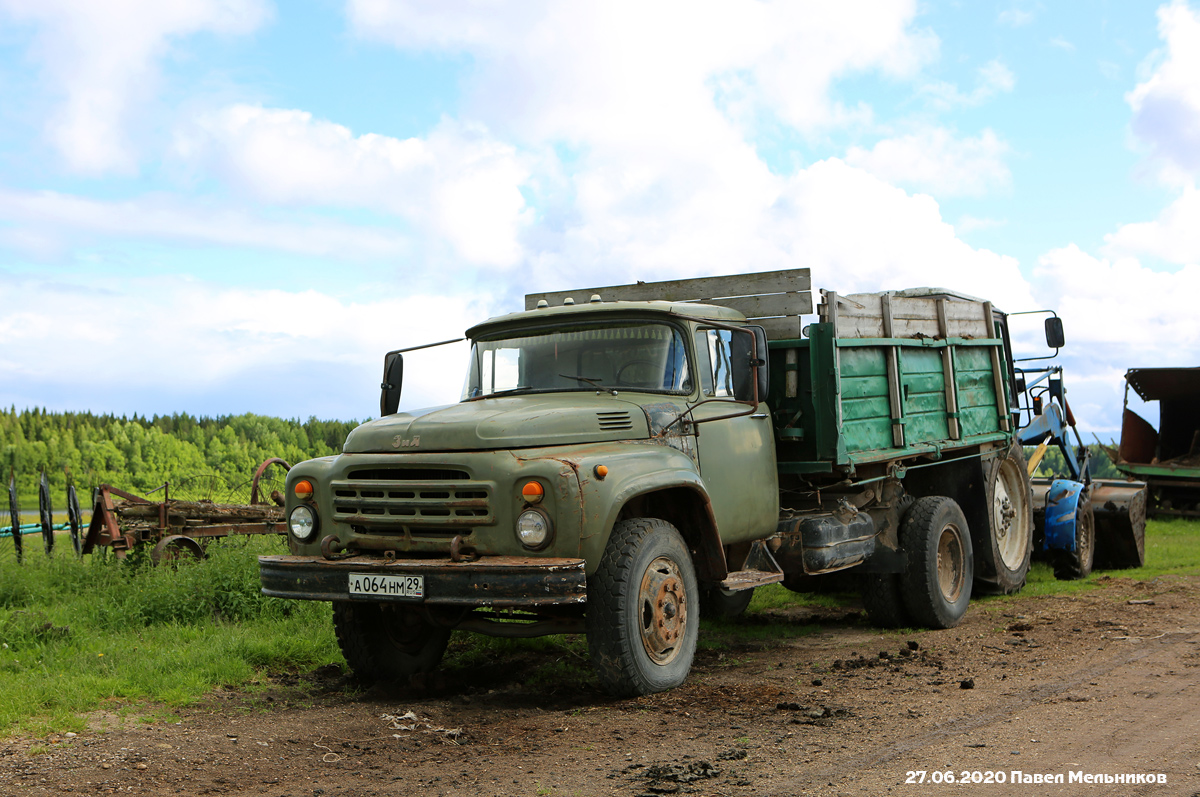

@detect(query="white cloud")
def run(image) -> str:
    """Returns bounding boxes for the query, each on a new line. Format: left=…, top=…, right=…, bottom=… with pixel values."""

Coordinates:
left=761, top=159, right=1035, bottom=312
left=844, top=127, right=1011, bottom=197
left=1126, top=0, right=1200, bottom=177
left=348, top=0, right=938, bottom=141
left=956, top=215, right=1006, bottom=233
left=0, top=275, right=485, bottom=418
left=0, top=187, right=411, bottom=260
left=524, top=157, right=1037, bottom=316
left=1030, top=244, right=1200, bottom=432
left=176, top=105, right=532, bottom=267
left=1049, top=36, right=1076, bottom=53
left=920, top=59, right=1015, bottom=110
left=1102, top=183, right=1200, bottom=264
left=0, top=0, right=270, bottom=174
left=998, top=7, right=1036, bottom=27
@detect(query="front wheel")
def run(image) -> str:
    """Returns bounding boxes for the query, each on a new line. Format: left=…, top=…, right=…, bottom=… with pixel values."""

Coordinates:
left=333, top=602, right=450, bottom=681
left=701, top=585, right=754, bottom=619
left=1053, top=493, right=1095, bottom=580
left=900, top=496, right=973, bottom=629
left=587, top=518, right=699, bottom=696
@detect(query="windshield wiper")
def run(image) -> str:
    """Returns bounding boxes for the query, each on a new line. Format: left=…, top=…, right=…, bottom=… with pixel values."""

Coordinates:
left=559, top=374, right=618, bottom=396
left=468, top=386, right=533, bottom=400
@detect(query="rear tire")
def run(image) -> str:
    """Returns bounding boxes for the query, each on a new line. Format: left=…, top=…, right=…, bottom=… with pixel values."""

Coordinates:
left=900, top=497, right=973, bottom=629
left=860, top=573, right=910, bottom=628
left=332, top=602, right=450, bottom=681
left=587, top=518, right=699, bottom=696
left=978, top=444, right=1033, bottom=594
left=1053, top=493, right=1095, bottom=580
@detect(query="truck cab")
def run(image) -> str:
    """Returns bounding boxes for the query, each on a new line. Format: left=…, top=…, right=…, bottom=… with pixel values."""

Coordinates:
left=261, top=296, right=780, bottom=696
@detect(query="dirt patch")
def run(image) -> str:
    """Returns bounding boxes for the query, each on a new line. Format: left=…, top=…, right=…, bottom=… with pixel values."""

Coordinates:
left=3, top=575, right=1200, bottom=796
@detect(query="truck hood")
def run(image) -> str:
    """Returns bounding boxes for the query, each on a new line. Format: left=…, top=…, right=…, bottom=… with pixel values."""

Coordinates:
left=342, top=394, right=659, bottom=453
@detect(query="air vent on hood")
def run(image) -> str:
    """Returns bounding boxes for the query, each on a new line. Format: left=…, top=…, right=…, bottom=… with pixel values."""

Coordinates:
left=597, top=411, right=634, bottom=431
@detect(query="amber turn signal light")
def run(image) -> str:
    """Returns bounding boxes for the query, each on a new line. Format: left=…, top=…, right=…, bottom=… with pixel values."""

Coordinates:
left=594, top=465, right=608, bottom=480
left=293, top=479, right=315, bottom=500
left=521, top=481, right=544, bottom=503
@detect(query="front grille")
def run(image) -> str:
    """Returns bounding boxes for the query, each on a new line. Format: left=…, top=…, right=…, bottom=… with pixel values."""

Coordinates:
left=597, top=410, right=634, bottom=431
left=348, top=468, right=468, bottom=481
left=331, top=477, right=493, bottom=530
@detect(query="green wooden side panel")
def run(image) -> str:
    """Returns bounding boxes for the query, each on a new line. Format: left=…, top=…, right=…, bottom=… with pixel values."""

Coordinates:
left=769, top=326, right=1012, bottom=472
left=838, top=348, right=893, bottom=453
left=954, top=346, right=1001, bottom=436
left=900, top=348, right=949, bottom=445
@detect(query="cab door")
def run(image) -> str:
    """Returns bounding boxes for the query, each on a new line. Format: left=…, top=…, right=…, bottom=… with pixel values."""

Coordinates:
left=692, top=326, right=779, bottom=544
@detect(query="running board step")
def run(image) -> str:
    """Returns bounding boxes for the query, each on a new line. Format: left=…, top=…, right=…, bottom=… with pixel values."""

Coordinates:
left=720, top=540, right=785, bottom=591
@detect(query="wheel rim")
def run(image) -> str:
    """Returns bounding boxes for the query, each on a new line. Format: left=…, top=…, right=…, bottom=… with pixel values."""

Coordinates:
left=993, top=458, right=1030, bottom=570
left=936, top=524, right=966, bottom=603
left=638, top=556, right=688, bottom=665
left=1076, top=501, right=1094, bottom=562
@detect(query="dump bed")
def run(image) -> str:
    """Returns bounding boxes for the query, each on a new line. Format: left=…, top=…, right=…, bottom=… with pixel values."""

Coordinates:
left=768, top=289, right=1014, bottom=476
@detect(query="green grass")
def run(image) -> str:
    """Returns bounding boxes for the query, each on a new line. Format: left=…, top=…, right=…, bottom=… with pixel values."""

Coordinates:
left=1, top=518, right=1194, bottom=737
left=995, top=517, right=1200, bottom=600
left=0, top=536, right=341, bottom=738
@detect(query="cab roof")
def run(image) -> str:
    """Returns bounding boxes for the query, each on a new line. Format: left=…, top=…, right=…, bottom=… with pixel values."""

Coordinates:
left=466, top=299, right=747, bottom=339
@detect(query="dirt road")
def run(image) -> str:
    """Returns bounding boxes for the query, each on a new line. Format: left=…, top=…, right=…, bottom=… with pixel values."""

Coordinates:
left=3, top=574, right=1199, bottom=796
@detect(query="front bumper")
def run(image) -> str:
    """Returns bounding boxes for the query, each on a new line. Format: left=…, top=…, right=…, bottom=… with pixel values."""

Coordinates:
left=258, top=554, right=587, bottom=607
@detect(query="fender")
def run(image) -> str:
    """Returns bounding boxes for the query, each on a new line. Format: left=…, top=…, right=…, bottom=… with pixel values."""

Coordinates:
left=559, top=441, right=727, bottom=580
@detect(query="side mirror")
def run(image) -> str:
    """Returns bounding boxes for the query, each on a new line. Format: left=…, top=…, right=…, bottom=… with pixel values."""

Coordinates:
left=1044, top=317, right=1065, bottom=349
left=380, top=351, right=404, bottom=417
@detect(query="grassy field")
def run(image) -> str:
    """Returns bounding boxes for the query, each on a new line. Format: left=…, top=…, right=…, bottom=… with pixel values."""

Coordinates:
left=0, top=519, right=1195, bottom=738
left=0, top=536, right=340, bottom=737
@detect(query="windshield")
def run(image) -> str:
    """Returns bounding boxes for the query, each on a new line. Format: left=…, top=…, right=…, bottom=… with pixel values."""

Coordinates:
left=463, top=321, right=692, bottom=399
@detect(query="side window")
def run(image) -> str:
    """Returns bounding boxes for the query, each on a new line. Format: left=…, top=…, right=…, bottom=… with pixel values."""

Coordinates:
left=697, top=328, right=735, bottom=397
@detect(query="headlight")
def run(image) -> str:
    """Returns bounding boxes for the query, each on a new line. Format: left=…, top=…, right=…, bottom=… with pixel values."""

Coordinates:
left=289, top=504, right=318, bottom=542
left=516, top=508, right=553, bottom=550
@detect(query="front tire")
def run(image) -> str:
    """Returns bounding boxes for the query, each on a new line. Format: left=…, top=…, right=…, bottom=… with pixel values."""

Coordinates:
left=1053, top=492, right=1095, bottom=580
left=333, top=602, right=450, bottom=681
left=900, top=497, right=973, bottom=629
left=977, top=444, right=1033, bottom=594
left=701, top=585, right=754, bottom=619
left=587, top=518, right=699, bottom=696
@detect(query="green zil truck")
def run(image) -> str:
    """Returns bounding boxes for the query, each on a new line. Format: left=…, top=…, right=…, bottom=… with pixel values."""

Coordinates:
left=260, top=269, right=1041, bottom=696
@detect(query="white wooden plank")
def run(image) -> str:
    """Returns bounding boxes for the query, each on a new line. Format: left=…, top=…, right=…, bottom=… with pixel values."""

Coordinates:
left=834, top=292, right=990, bottom=339
left=754, top=316, right=805, bottom=340
left=525, top=268, right=811, bottom=310
left=700, top=292, right=814, bottom=319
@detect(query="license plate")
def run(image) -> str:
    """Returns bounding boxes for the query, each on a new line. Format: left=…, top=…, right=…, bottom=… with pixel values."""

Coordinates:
left=348, top=573, right=424, bottom=599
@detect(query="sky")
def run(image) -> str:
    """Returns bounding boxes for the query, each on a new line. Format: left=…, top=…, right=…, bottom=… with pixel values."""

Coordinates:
left=1, top=0, right=1198, bottom=438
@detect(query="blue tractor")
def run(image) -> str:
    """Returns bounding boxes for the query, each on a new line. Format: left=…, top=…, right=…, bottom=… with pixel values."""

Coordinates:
left=1011, top=315, right=1148, bottom=579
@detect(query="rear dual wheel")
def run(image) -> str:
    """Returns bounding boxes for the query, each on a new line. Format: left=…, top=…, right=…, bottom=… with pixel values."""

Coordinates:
left=860, top=496, right=972, bottom=630
left=899, top=496, right=973, bottom=629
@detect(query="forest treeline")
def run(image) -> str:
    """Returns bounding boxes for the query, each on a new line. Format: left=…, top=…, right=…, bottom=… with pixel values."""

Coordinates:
left=1, top=407, right=361, bottom=504
left=0, top=406, right=1126, bottom=507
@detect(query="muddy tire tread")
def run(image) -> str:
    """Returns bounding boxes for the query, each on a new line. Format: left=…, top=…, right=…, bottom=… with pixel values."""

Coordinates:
left=899, top=496, right=973, bottom=629
left=587, top=518, right=698, bottom=697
